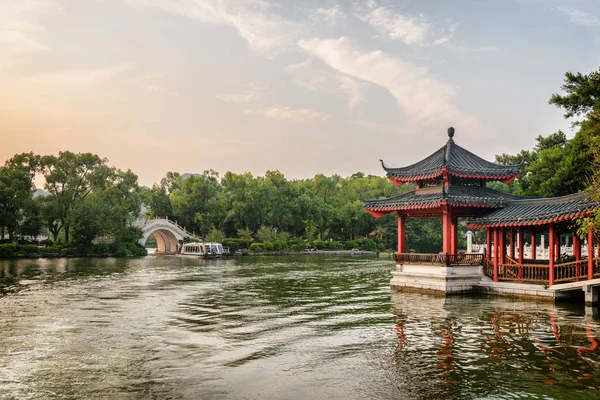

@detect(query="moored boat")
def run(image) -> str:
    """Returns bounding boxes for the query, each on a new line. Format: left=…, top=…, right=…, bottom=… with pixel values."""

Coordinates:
left=179, top=242, right=230, bottom=257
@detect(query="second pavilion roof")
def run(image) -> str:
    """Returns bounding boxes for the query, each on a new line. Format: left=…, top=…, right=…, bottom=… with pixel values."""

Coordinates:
left=467, top=192, right=597, bottom=228
left=381, top=128, right=523, bottom=184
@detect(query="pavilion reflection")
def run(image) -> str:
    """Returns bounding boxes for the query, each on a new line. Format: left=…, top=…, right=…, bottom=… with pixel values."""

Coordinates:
left=390, top=292, right=600, bottom=393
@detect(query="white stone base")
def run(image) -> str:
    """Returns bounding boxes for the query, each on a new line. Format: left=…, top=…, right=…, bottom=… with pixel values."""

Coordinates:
left=477, top=280, right=556, bottom=300
left=390, top=263, right=483, bottom=294
left=390, top=264, right=600, bottom=303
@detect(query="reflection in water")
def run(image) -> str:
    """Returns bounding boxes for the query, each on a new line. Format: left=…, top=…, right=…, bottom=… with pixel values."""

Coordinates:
left=391, top=294, right=600, bottom=398
left=0, top=256, right=599, bottom=399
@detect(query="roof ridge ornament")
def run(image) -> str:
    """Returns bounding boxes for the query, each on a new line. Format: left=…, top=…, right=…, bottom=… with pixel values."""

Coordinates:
left=379, top=159, right=389, bottom=171
left=444, top=127, right=454, bottom=165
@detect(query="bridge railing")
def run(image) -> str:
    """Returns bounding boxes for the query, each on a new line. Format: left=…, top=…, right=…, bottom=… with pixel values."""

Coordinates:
left=138, top=217, right=201, bottom=241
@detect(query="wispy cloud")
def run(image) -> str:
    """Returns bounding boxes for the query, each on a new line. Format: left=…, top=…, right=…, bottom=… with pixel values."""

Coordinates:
left=298, top=36, right=477, bottom=128
left=310, top=5, right=346, bottom=24
left=338, top=75, right=365, bottom=112
left=244, top=105, right=329, bottom=123
left=124, top=0, right=302, bottom=57
left=123, top=72, right=174, bottom=95
left=218, top=93, right=257, bottom=103
left=285, top=58, right=330, bottom=90
left=217, top=84, right=264, bottom=103
left=556, top=7, right=600, bottom=27
left=432, top=22, right=459, bottom=46
left=355, top=1, right=457, bottom=46
left=0, top=1, right=61, bottom=61
left=144, top=84, right=175, bottom=95
left=28, top=63, right=136, bottom=87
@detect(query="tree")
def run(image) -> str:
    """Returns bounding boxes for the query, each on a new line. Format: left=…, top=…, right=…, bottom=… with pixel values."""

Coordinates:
left=549, top=68, right=600, bottom=120
left=493, top=131, right=593, bottom=197
left=335, top=200, right=365, bottom=240
left=255, top=225, right=277, bottom=243
left=0, top=164, right=33, bottom=240
left=169, top=170, right=225, bottom=236
left=18, top=198, right=43, bottom=240
left=206, top=225, right=225, bottom=243
left=236, top=228, right=253, bottom=240
left=38, top=194, right=62, bottom=242
left=41, top=152, right=112, bottom=243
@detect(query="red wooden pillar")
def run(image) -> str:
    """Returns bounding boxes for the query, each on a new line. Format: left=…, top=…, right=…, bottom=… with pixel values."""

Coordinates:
left=451, top=218, right=459, bottom=254
left=509, top=228, right=515, bottom=260
left=573, top=235, right=581, bottom=261
left=486, top=228, right=492, bottom=260
left=499, top=228, right=506, bottom=264
left=397, top=213, right=406, bottom=253
left=549, top=224, right=555, bottom=286
left=442, top=205, right=452, bottom=254
left=493, top=228, right=499, bottom=282
left=588, top=227, right=594, bottom=281
left=530, top=231, right=537, bottom=261
left=574, top=234, right=581, bottom=279
left=518, top=227, right=524, bottom=278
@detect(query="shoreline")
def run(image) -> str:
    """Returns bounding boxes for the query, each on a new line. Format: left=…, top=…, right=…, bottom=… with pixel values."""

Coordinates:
left=233, top=250, right=377, bottom=256
left=0, top=249, right=379, bottom=260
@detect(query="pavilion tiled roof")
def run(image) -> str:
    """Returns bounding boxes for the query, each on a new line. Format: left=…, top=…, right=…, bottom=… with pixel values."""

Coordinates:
left=363, top=186, right=523, bottom=213
left=381, top=129, right=523, bottom=183
left=467, top=192, right=597, bottom=228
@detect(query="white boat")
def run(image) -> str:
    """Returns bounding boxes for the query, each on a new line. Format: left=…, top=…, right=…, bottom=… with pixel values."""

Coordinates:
left=179, top=242, right=229, bottom=257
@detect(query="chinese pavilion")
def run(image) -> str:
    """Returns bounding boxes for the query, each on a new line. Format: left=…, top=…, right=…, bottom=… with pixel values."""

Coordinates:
left=363, top=127, right=600, bottom=300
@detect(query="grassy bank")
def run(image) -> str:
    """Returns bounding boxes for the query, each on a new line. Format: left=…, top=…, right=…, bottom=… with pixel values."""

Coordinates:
left=0, top=243, right=147, bottom=259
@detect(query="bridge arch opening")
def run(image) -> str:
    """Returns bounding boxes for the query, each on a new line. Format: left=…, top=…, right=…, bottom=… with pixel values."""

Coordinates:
left=142, top=228, right=180, bottom=254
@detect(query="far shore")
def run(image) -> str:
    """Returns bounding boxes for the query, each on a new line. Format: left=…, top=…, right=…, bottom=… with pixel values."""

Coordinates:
left=150, top=249, right=379, bottom=257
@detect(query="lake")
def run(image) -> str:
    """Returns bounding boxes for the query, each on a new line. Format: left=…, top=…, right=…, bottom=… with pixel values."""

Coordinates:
left=1, top=256, right=599, bottom=399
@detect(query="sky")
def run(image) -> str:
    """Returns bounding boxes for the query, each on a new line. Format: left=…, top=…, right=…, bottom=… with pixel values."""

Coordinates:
left=1, top=0, right=600, bottom=187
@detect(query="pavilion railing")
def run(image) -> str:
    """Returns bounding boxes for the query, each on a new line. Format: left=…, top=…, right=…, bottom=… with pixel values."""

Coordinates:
left=393, top=253, right=484, bottom=267
left=554, top=260, right=589, bottom=283
left=394, top=254, right=600, bottom=284
left=483, top=258, right=493, bottom=278
left=497, top=263, right=549, bottom=282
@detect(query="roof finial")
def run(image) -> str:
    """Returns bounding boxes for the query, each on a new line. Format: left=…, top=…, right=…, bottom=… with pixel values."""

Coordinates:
left=447, top=126, right=455, bottom=139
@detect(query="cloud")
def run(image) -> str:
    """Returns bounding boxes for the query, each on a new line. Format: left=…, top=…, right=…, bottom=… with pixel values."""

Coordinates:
left=244, top=105, right=329, bottom=123
left=27, top=63, right=136, bottom=87
left=298, top=36, right=477, bottom=128
left=285, top=58, right=366, bottom=112
left=556, top=7, right=600, bottom=27
left=310, top=5, right=346, bottom=24
left=143, top=84, right=175, bottom=95
left=285, top=58, right=330, bottom=90
left=338, top=75, right=365, bottom=111
left=354, top=1, right=457, bottom=46
left=124, top=0, right=301, bottom=57
left=218, top=93, right=257, bottom=103
left=217, top=84, right=264, bottom=103
left=122, top=72, right=174, bottom=94
left=0, top=1, right=61, bottom=61
left=432, top=22, right=459, bottom=46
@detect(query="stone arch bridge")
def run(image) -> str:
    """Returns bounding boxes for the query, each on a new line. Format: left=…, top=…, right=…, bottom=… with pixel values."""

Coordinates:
left=135, top=217, right=199, bottom=254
